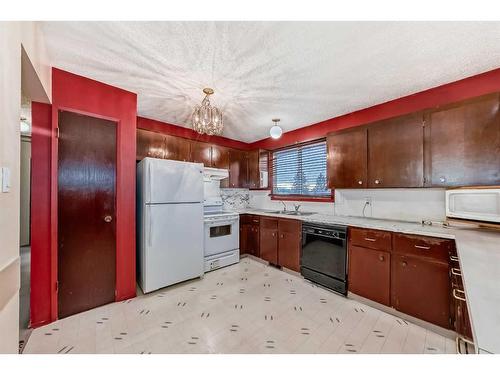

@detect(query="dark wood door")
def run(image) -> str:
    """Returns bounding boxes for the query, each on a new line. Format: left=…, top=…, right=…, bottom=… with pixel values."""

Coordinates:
left=247, top=150, right=260, bottom=189
left=327, top=127, right=368, bottom=188
left=136, top=129, right=165, bottom=160
left=164, top=134, right=190, bottom=161
left=391, top=254, right=451, bottom=328
left=277, top=219, right=301, bottom=272
left=367, top=112, right=424, bottom=187
left=189, top=141, right=212, bottom=166
left=58, top=111, right=116, bottom=319
left=211, top=145, right=230, bottom=187
left=348, top=245, right=391, bottom=306
left=239, top=224, right=250, bottom=255
left=229, top=149, right=248, bottom=188
left=425, top=93, right=500, bottom=187
left=211, top=145, right=230, bottom=169
left=248, top=224, right=260, bottom=257
left=260, top=217, right=278, bottom=264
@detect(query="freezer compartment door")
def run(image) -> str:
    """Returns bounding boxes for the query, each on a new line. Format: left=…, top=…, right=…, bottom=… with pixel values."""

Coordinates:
left=140, top=203, right=204, bottom=293
left=143, top=158, right=204, bottom=204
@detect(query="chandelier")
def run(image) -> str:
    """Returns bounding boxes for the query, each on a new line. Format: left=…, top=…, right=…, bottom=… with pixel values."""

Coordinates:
left=192, top=88, right=223, bottom=136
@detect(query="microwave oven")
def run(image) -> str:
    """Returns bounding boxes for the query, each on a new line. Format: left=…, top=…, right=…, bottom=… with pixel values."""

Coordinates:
left=446, top=188, right=500, bottom=223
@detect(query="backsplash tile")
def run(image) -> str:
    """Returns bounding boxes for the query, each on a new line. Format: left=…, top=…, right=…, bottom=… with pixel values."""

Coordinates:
left=221, top=189, right=250, bottom=210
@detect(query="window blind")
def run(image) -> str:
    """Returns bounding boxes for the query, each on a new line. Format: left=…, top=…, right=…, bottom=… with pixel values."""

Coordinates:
left=272, top=140, right=330, bottom=197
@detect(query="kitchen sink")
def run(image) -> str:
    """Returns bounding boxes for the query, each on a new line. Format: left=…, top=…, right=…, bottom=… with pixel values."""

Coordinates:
left=283, top=211, right=315, bottom=216
left=262, top=210, right=316, bottom=216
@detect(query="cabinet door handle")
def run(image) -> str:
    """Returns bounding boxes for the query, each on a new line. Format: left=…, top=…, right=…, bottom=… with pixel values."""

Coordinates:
left=414, top=245, right=431, bottom=250
left=452, top=288, right=466, bottom=302
left=401, top=261, right=408, bottom=267
left=374, top=179, right=380, bottom=185
left=358, top=180, right=363, bottom=185
left=272, top=233, right=275, bottom=237
left=378, top=255, right=384, bottom=262
left=280, top=234, right=284, bottom=238
left=364, top=237, right=376, bottom=242
left=450, top=255, right=459, bottom=262
left=451, top=268, right=462, bottom=276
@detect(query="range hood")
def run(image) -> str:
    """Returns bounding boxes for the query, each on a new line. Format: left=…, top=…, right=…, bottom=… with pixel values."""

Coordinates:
left=203, top=167, right=229, bottom=181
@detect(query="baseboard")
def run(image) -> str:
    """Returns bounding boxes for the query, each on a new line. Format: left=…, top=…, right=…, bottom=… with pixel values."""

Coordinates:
left=348, top=292, right=457, bottom=339
left=0, top=257, right=20, bottom=312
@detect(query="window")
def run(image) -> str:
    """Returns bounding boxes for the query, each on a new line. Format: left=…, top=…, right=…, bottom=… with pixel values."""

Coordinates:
left=271, top=140, right=331, bottom=199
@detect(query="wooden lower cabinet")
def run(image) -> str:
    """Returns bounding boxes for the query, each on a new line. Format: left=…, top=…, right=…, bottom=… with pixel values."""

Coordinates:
left=450, top=252, right=473, bottom=341
left=391, top=254, right=451, bottom=329
left=349, top=228, right=455, bottom=330
left=348, top=245, right=391, bottom=306
left=240, top=215, right=260, bottom=257
left=259, top=217, right=278, bottom=264
left=277, top=218, right=301, bottom=272
left=241, top=215, right=301, bottom=271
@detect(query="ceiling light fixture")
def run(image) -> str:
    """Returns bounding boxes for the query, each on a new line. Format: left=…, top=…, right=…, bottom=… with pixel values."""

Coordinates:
left=269, top=118, right=282, bottom=139
left=192, top=88, right=223, bottom=136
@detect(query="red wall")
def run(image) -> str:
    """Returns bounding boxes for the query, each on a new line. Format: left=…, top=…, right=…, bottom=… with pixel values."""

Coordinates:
left=30, top=102, right=53, bottom=327
left=250, top=67, right=500, bottom=150
left=30, top=68, right=138, bottom=327
left=137, top=116, right=251, bottom=150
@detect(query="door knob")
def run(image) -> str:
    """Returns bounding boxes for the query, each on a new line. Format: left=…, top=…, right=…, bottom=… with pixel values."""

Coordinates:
left=104, top=215, right=113, bottom=223
left=358, top=180, right=363, bottom=185
left=440, top=177, right=446, bottom=183
left=374, top=179, right=380, bottom=185
left=379, top=255, right=384, bottom=261
left=401, top=261, right=408, bottom=267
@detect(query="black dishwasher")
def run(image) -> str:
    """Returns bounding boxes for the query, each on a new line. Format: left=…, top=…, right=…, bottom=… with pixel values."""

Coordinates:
left=301, top=223, right=348, bottom=295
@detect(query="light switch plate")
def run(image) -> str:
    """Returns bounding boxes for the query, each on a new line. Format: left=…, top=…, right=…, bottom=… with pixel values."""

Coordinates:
left=1, top=167, right=11, bottom=192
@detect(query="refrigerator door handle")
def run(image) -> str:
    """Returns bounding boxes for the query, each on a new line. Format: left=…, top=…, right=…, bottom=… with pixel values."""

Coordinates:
left=148, top=205, right=153, bottom=247
left=148, top=161, right=152, bottom=204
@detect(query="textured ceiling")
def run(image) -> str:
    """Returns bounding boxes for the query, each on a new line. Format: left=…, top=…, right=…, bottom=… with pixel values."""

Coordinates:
left=39, top=21, right=500, bottom=142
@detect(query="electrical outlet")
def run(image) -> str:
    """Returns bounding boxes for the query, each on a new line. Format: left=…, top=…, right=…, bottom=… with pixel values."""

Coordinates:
left=364, top=197, right=372, bottom=205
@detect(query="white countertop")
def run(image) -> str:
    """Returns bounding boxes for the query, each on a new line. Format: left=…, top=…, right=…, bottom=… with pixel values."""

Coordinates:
left=238, top=208, right=500, bottom=354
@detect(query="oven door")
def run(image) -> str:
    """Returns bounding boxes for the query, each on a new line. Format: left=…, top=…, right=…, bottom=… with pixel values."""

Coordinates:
left=301, top=230, right=347, bottom=282
left=204, top=218, right=239, bottom=257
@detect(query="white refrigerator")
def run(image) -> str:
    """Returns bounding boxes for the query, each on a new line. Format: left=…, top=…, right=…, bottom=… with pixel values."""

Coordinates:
left=137, top=158, right=204, bottom=293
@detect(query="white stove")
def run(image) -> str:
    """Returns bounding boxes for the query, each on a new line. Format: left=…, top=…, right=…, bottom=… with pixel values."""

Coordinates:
left=203, top=174, right=240, bottom=272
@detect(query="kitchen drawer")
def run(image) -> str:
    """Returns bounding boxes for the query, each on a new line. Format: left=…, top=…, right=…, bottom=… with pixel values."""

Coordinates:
left=278, top=218, right=301, bottom=234
left=240, top=214, right=260, bottom=225
left=393, top=233, right=454, bottom=263
left=260, top=216, right=278, bottom=230
left=349, top=227, right=392, bottom=251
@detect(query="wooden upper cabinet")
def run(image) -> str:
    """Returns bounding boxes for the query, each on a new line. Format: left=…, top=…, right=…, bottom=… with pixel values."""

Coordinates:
left=367, top=112, right=424, bottom=188
left=247, top=150, right=260, bottom=189
left=247, top=150, right=269, bottom=189
left=136, top=129, right=166, bottom=160
left=211, top=145, right=230, bottom=169
left=189, top=141, right=212, bottom=166
left=164, top=134, right=190, bottom=162
left=228, top=149, right=249, bottom=188
left=425, top=93, right=500, bottom=187
left=327, top=127, right=367, bottom=188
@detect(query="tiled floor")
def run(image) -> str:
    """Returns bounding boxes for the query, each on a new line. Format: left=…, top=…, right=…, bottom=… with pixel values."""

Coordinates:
left=23, top=257, right=456, bottom=354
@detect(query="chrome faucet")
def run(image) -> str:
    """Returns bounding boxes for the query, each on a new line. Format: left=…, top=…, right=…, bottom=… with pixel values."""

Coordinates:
left=279, top=200, right=287, bottom=212
left=293, top=204, right=301, bottom=212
